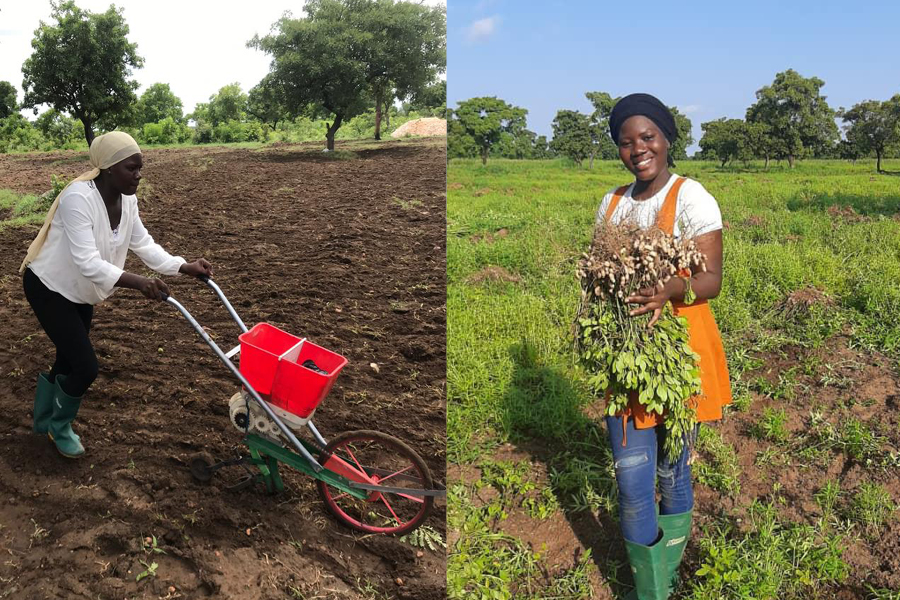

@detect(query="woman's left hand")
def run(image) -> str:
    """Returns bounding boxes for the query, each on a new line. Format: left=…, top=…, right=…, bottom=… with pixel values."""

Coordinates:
left=626, top=281, right=673, bottom=328
left=180, top=258, right=214, bottom=278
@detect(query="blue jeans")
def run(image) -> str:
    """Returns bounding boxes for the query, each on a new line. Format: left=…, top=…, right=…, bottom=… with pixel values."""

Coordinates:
left=605, top=415, right=697, bottom=545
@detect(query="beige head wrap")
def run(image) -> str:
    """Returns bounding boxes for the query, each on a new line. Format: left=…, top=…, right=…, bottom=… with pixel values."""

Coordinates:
left=19, top=131, right=141, bottom=274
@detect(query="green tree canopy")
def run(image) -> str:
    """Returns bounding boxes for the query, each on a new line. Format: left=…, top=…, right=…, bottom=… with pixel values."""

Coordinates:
left=406, top=78, right=446, bottom=117
left=356, top=0, right=445, bottom=140
left=207, top=83, right=248, bottom=126
left=699, top=118, right=750, bottom=167
left=0, top=81, right=17, bottom=119
left=247, top=75, right=286, bottom=129
left=35, top=108, right=79, bottom=146
left=551, top=109, right=592, bottom=167
left=669, top=106, right=694, bottom=161
left=585, top=91, right=619, bottom=166
left=450, top=97, right=527, bottom=165
left=21, top=1, right=144, bottom=145
left=136, top=83, right=184, bottom=125
left=746, top=69, right=838, bottom=168
left=447, top=109, right=478, bottom=159
left=840, top=96, right=900, bottom=173
left=249, top=1, right=371, bottom=150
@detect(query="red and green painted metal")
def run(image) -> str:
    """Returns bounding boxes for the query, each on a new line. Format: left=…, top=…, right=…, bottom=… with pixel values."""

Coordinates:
left=168, top=276, right=441, bottom=535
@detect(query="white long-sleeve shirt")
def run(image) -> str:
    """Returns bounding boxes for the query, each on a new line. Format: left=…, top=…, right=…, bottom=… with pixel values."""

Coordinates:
left=28, top=180, right=185, bottom=305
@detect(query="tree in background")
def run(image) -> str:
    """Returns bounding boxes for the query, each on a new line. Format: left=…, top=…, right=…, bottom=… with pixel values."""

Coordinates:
left=207, top=83, right=248, bottom=126
left=450, top=97, right=527, bottom=165
left=405, top=79, right=446, bottom=118
left=699, top=118, right=749, bottom=167
left=551, top=109, right=592, bottom=167
left=669, top=106, right=694, bottom=161
left=744, top=121, right=776, bottom=168
left=135, top=83, right=184, bottom=125
left=21, top=1, right=143, bottom=145
left=447, top=109, right=478, bottom=158
left=249, top=1, right=371, bottom=151
left=840, top=96, right=900, bottom=173
left=247, top=75, right=286, bottom=129
left=0, top=81, right=17, bottom=119
left=358, top=0, right=445, bottom=140
left=35, top=108, right=79, bottom=146
left=532, top=135, right=554, bottom=159
left=585, top=91, right=618, bottom=167
left=746, top=69, right=838, bottom=168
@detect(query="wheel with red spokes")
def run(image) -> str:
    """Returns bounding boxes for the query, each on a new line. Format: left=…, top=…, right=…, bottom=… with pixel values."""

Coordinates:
left=316, top=430, right=434, bottom=535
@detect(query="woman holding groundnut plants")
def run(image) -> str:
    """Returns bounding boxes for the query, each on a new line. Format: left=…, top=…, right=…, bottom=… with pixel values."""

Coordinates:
left=20, top=131, right=212, bottom=459
left=575, top=93, right=731, bottom=599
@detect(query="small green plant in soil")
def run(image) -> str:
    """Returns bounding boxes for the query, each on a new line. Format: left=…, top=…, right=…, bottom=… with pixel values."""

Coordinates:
left=400, top=525, right=446, bottom=551
left=848, top=483, right=896, bottom=536
left=694, top=425, right=742, bottom=496
left=689, top=500, right=848, bottom=600
left=752, top=407, right=789, bottom=442
left=135, top=560, right=158, bottom=582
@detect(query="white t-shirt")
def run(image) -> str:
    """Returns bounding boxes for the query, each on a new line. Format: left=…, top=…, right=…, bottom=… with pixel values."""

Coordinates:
left=28, top=180, right=186, bottom=305
left=595, top=174, right=723, bottom=239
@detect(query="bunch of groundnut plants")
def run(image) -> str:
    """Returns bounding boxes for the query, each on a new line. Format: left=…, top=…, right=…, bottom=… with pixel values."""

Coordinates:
left=575, top=218, right=706, bottom=462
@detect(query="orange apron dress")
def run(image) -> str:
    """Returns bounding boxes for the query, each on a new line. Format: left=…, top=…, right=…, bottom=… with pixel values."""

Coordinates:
left=603, top=177, right=732, bottom=438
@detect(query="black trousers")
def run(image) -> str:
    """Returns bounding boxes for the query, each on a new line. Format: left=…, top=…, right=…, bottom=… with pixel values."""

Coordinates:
left=23, top=268, right=98, bottom=397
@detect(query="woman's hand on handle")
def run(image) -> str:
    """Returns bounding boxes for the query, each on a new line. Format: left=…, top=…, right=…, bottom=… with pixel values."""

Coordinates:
left=138, top=277, right=170, bottom=301
left=179, top=259, right=213, bottom=279
left=115, top=272, right=170, bottom=301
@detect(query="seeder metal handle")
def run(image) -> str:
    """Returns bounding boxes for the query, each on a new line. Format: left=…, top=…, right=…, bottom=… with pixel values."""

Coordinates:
left=163, top=282, right=324, bottom=472
left=198, top=274, right=248, bottom=334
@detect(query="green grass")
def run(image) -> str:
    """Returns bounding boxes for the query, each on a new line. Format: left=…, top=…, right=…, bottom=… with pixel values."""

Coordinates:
left=689, top=500, right=849, bottom=600
left=448, top=157, right=900, bottom=598
left=0, top=188, right=53, bottom=230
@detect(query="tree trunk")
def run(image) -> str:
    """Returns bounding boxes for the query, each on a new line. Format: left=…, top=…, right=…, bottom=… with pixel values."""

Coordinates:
left=325, top=115, right=343, bottom=151
left=481, top=147, right=488, bottom=165
left=877, top=150, right=883, bottom=173
left=374, top=92, right=383, bottom=141
left=384, top=98, right=391, bottom=128
left=764, top=155, right=769, bottom=170
left=721, top=158, right=728, bottom=168
left=788, top=154, right=795, bottom=169
left=81, top=117, right=95, bottom=146
left=589, top=150, right=595, bottom=169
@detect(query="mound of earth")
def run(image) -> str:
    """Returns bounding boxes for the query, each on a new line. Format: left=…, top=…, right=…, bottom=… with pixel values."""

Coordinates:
left=391, top=118, right=446, bottom=138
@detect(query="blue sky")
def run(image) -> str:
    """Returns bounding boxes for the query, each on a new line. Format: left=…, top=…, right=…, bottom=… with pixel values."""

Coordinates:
left=448, top=0, right=900, bottom=154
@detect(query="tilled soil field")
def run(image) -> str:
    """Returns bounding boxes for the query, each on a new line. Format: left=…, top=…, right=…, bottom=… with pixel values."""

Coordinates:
left=0, top=138, right=446, bottom=599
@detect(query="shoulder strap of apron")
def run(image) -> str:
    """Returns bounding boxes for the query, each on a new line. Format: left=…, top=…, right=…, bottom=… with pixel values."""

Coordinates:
left=604, top=185, right=631, bottom=221
left=655, top=176, right=687, bottom=234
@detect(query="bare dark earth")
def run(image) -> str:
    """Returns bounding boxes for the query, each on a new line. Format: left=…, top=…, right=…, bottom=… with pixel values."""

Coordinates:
left=0, top=138, right=446, bottom=599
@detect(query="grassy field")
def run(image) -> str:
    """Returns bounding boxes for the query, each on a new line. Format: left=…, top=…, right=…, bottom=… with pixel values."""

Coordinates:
left=447, top=158, right=900, bottom=599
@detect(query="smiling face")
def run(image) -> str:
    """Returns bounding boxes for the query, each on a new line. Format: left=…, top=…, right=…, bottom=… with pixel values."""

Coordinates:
left=107, top=153, right=143, bottom=196
left=616, top=116, right=669, bottom=182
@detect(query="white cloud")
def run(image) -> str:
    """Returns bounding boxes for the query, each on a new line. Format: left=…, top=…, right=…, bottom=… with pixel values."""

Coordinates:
left=466, top=16, right=499, bottom=43
left=679, top=104, right=701, bottom=115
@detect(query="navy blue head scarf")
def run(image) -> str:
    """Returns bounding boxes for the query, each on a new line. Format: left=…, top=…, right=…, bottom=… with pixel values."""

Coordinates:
left=609, top=93, right=678, bottom=167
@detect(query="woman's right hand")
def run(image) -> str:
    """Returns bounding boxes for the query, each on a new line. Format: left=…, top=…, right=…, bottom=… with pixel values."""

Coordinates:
left=137, top=276, right=170, bottom=301
left=116, top=272, right=170, bottom=301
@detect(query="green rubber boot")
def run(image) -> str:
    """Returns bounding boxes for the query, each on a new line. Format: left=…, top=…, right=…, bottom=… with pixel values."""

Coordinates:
left=32, top=372, right=55, bottom=434
left=659, top=509, right=692, bottom=593
left=624, top=531, right=669, bottom=600
left=48, top=375, right=84, bottom=458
